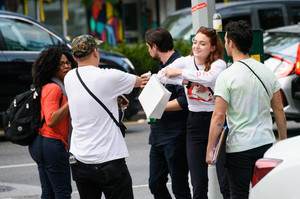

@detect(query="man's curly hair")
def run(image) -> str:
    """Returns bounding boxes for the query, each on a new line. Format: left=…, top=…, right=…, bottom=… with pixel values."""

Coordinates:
left=225, top=20, right=253, bottom=54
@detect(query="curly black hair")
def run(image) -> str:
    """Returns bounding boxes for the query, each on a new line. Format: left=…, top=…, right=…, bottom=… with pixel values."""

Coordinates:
left=32, top=46, right=76, bottom=87
left=224, top=20, right=253, bottom=54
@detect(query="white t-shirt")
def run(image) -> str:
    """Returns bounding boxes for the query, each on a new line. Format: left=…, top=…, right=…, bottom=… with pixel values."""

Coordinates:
left=64, top=66, right=136, bottom=164
left=215, top=58, right=281, bottom=153
left=161, top=56, right=226, bottom=112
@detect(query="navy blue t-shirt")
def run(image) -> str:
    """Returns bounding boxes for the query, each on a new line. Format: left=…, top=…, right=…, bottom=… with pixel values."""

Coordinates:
left=149, top=50, right=189, bottom=146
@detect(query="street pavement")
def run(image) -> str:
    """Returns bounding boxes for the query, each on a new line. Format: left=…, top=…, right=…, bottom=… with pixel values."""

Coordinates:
left=1, top=110, right=299, bottom=199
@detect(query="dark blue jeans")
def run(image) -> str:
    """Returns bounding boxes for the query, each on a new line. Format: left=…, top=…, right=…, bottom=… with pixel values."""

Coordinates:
left=149, top=139, right=191, bottom=199
left=29, top=135, right=72, bottom=199
left=226, top=144, right=272, bottom=199
left=187, top=111, right=230, bottom=199
left=71, top=158, right=133, bottom=199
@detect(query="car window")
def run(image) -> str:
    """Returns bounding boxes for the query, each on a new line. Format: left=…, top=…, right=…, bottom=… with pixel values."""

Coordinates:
left=0, top=17, right=60, bottom=51
left=264, top=33, right=300, bottom=57
left=291, top=7, right=300, bottom=24
left=258, top=8, right=284, bottom=30
left=161, top=13, right=192, bottom=40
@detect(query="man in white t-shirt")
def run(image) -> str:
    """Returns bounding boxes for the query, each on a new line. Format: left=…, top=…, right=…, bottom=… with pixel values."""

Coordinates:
left=64, top=34, right=142, bottom=199
left=206, top=21, right=287, bottom=199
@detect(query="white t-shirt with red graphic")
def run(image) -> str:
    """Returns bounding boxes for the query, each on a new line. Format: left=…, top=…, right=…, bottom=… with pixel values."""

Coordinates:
left=159, top=56, right=226, bottom=112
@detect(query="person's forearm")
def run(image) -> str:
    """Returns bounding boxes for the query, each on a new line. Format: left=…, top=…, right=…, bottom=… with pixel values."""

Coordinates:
left=274, top=109, right=287, bottom=140
left=206, top=113, right=225, bottom=165
left=207, top=114, right=225, bottom=151
left=48, top=103, right=69, bottom=128
left=165, top=99, right=183, bottom=111
left=271, top=91, right=287, bottom=140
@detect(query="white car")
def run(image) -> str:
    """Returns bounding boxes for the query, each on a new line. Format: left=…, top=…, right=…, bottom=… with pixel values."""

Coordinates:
left=264, top=24, right=300, bottom=123
left=249, top=135, right=300, bottom=198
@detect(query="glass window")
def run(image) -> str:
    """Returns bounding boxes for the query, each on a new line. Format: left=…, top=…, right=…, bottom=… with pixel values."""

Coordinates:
left=291, top=7, right=300, bottom=24
left=161, top=13, right=192, bottom=40
left=264, top=33, right=300, bottom=57
left=258, top=8, right=284, bottom=30
left=0, top=17, right=60, bottom=51
left=124, top=3, right=137, bottom=31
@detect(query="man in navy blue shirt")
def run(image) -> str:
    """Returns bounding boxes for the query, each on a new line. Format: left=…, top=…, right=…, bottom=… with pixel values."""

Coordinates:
left=142, top=27, right=191, bottom=199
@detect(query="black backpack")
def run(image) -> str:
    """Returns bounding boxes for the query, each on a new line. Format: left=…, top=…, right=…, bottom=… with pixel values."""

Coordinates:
left=2, top=84, right=44, bottom=146
left=2, top=83, right=63, bottom=146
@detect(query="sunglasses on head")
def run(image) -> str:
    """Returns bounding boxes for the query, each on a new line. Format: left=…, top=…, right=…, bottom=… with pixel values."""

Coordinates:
left=199, top=26, right=216, bottom=34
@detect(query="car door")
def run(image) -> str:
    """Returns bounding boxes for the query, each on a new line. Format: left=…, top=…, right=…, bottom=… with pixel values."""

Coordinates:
left=0, top=15, right=65, bottom=114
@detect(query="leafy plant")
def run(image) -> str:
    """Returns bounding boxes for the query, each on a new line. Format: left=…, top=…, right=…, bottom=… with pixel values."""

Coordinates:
left=101, top=39, right=191, bottom=75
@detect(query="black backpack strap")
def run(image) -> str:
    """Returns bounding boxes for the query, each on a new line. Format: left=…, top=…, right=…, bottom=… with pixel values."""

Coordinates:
left=75, top=68, right=120, bottom=127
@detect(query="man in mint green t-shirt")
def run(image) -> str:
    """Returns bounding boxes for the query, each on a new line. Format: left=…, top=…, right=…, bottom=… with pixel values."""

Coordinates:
left=206, top=20, right=287, bottom=199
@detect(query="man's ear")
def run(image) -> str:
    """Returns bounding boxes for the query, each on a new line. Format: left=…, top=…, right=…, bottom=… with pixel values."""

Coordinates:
left=152, top=43, right=157, bottom=50
left=93, top=48, right=98, bottom=57
left=229, top=40, right=234, bottom=48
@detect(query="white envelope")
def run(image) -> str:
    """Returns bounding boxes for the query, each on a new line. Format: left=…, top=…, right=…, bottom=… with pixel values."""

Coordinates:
left=138, top=74, right=171, bottom=119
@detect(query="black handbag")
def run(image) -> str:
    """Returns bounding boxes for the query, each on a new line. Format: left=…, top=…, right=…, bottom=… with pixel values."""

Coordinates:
left=76, top=68, right=126, bottom=137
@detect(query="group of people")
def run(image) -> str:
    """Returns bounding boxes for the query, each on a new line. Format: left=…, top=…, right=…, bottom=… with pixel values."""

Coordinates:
left=28, top=19, right=287, bottom=199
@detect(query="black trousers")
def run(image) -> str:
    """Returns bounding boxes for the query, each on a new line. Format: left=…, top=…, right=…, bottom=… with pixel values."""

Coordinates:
left=186, top=111, right=230, bottom=199
left=148, top=139, right=192, bottom=199
left=226, top=144, right=272, bottom=199
left=71, top=158, right=133, bottom=199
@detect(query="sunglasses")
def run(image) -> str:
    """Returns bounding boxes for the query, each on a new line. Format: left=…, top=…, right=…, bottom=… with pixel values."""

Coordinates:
left=199, top=26, right=216, bottom=34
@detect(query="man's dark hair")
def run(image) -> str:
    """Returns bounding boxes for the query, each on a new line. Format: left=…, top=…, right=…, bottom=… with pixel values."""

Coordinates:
left=145, top=27, right=173, bottom=52
left=225, top=20, right=253, bottom=54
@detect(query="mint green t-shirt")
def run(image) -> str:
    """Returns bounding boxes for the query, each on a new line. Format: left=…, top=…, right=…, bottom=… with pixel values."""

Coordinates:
left=215, top=58, right=281, bottom=153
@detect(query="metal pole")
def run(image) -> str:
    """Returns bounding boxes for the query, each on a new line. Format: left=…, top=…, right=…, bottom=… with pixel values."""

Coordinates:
left=191, top=0, right=215, bottom=34
left=35, top=0, right=40, bottom=22
left=61, top=0, right=67, bottom=38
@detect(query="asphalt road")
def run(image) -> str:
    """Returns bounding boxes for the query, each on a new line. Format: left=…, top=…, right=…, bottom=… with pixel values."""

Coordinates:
left=0, top=121, right=299, bottom=199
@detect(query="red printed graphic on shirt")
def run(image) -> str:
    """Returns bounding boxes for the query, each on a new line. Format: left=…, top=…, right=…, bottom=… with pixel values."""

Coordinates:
left=195, top=65, right=220, bottom=77
left=187, top=86, right=213, bottom=102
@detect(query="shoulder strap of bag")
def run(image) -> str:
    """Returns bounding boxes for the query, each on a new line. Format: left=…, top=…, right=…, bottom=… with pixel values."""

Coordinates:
left=238, top=60, right=269, bottom=96
left=75, top=68, right=120, bottom=127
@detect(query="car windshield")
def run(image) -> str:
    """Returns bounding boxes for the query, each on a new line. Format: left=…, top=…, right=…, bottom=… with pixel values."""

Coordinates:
left=161, top=13, right=192, bottom=40
left=264, top=33, right=300, bottom=57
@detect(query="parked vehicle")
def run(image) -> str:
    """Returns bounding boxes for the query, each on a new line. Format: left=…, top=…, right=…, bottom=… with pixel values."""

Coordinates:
left=249, top=135, right=300, bottom=198
left=161, top=0, right=300, bottom=41
left=0, top=10, right=140, bottom=126
left=263, top=24, right=300, bottom=122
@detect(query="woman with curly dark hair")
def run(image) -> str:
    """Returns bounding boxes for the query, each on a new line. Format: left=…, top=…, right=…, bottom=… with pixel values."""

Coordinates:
left=29, top=46, right=74, bottom=199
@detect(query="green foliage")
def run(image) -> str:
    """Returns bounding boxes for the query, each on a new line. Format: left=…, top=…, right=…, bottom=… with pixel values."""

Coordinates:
left=80, top=0, right=94, bottom=8
left=174, top=39, right=192, bottom=57
left=101, top=39, right=191, bottom=75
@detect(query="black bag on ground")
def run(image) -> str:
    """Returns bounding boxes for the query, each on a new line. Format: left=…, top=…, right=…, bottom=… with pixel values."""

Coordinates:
left=2, top=85, right=43, bottom=146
